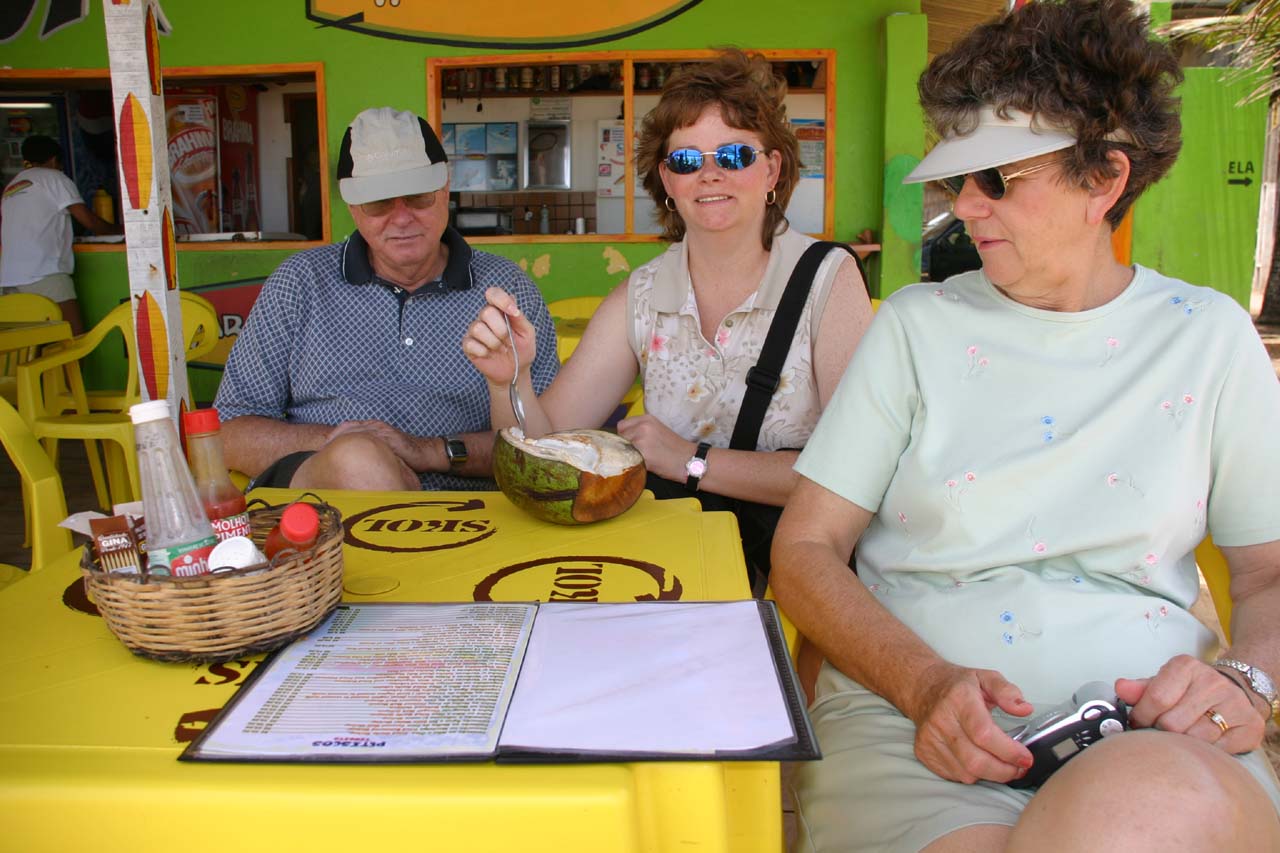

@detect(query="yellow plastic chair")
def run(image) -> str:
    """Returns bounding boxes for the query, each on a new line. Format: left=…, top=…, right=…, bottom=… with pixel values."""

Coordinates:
left=547, top=295, right=604, bottom=363
left=0, top=396, right=72, bottom=583
left=16, top=292, right=221, bottom=509
left=0, top=293, right=63, bottom=405
left=1194, top=536, right=1233, bottom=644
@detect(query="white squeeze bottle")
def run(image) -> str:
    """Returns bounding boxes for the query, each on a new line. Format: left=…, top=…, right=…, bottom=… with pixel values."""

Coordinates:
left=130, top=400, right=217, bottom=577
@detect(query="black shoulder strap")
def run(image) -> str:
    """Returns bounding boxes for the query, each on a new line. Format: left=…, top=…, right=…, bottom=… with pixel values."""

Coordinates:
left=729, top=241, right=861, bottom=451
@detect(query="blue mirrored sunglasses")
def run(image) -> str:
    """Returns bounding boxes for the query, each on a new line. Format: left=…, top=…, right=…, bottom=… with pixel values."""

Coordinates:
left=664, top=143, right=761, bottom=175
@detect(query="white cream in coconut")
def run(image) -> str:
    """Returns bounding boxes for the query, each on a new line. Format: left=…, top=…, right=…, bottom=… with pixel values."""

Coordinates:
left=502, top=429, right=639, bottom=477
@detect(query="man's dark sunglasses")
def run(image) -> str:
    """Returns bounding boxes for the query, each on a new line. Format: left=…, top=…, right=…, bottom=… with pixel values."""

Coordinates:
left=664, top=143, right=761, bottom=175
left=938, top=160, right=1058, bottom=201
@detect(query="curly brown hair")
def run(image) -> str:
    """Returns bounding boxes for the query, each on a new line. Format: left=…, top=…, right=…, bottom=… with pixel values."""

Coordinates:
left=918, top=0, right=1183, bottom=227
left=636, top=48, right=800, bottom=250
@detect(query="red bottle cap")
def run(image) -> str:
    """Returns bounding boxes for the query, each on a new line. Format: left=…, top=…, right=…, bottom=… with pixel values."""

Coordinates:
left=279, top=503, right=320, bottom=543
left=182, top=408, right=222, bottom=435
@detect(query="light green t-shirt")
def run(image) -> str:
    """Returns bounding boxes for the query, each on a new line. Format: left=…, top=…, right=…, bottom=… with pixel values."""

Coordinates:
left=796, top=266, right=1280, bottom=701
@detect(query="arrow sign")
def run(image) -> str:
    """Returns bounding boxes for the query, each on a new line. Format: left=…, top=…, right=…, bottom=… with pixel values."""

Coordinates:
left=1228, top=177, right=1253, bottom=187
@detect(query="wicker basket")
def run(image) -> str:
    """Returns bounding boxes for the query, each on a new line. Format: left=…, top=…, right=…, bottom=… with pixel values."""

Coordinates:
left=80, top=498, right=345, bottom=663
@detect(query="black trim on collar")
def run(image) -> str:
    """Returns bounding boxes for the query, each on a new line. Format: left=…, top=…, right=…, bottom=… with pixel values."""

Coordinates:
left=340, top=226, right=475, bottom=294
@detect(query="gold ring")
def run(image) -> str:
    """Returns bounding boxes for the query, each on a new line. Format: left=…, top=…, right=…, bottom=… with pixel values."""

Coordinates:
left=1204, top=708, right=1229, bottom=733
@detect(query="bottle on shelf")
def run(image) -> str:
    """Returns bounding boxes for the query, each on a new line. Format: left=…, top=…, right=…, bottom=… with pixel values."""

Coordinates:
left=263, top=503, right=321, bottom=561
left=92, top=188, right=115, bottom=224
left=549, top=64, right=561, bottom=91
left=130, top=400, right=217, bottom=578
left=539, top=203, right=551, bottom=235
left=182, top=407, right=250, bottom=544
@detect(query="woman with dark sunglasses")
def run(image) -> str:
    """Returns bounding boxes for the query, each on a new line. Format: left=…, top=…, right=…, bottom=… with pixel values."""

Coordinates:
left=772, top=1, right=1280, bottom=850
left=464, top=49, right=872, bottom=588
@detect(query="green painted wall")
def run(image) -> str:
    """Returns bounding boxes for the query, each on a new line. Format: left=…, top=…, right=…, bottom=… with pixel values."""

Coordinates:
left=1130, top=70, right=1266, bottom=309
left=879, top=13, right=927, bottom=298
left=3, top=0, right=919, bottom=398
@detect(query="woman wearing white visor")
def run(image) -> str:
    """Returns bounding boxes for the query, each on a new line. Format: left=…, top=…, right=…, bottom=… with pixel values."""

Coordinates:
left=771, top=0, right=1280, bottom=850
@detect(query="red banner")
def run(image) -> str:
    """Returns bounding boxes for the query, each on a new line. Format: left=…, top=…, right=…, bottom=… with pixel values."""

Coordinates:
left=217, top=85, right=260, bottom=233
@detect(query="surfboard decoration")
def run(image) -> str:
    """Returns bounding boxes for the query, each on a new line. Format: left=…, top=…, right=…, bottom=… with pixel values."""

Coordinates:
left=162, top=207, right=178, bottom=290
left=118, top=92, right=153, bottom=211
left=3, top=180, right=32, bottom=199
left=305, top=0, right=701, bottom=48
left=135, top=291, right=170, bottom=401
left=145, top=7, right=162, bottom=96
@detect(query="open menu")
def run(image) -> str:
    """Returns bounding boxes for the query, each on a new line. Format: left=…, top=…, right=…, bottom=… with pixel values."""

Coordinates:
left=181, top=600, right=818, bottom=764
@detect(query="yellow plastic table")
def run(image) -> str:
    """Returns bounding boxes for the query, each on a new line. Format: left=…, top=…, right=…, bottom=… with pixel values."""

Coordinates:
left=0, top=490, right=783, bottom=853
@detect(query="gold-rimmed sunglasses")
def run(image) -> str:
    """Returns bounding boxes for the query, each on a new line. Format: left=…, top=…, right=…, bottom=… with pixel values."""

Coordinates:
left=357, top=190, right=439, bottom=217
left=938, top=160, right=1059, bottom=200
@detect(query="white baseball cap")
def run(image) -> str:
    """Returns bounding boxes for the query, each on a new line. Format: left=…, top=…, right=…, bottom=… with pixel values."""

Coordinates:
left=337, top=107, right=449, bottom=205
left=904, top=108, right=1077, bottom=184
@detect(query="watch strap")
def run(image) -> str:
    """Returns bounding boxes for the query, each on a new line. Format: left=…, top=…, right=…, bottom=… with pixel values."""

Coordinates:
left=1213, top=658, right=1279, bottom=714
left=684, top=442, right=711, bottom=489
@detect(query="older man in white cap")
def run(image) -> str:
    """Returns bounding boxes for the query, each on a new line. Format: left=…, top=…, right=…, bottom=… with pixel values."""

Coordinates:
left=215, top=107, right=559, bottom=491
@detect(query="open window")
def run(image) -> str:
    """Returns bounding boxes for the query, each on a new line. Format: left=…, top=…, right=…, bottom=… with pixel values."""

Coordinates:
left=0, top=62, right=329, bottom=248
left=427, top=51, right=834, bottom=243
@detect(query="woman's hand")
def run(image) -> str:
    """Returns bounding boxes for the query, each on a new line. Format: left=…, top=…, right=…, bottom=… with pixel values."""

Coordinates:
left=908, top=662, right=1035, bottom=784
left=616, top=414, right=693, bottom=482
left=1116, top=655, right=1268, bottom=755
left=462, top=287, right=537, bottom=386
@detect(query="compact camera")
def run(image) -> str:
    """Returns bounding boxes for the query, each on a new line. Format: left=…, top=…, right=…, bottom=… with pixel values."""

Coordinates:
left=1005, top=681, right=1129, bottom=789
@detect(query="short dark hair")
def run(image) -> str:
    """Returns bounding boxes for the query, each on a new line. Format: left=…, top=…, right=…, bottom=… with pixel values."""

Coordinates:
left=21, top=135, right=61, bottom=166
left=635, top=48, right=800, bottom=250
left=918, top=0, right=1183, bottom=227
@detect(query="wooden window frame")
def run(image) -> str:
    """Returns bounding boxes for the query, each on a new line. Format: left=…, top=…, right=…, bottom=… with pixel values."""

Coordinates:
left=426, top=49, right=836, bottom=245
left=0, top=62, right=330, bottom=252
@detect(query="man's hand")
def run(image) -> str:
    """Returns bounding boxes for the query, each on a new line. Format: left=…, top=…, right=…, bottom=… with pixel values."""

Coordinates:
left=325, top=420, right=441, bottom=473
left=1116, top=655, right=1268, bottom=755
left=908, top=662, right=1035, bottom=784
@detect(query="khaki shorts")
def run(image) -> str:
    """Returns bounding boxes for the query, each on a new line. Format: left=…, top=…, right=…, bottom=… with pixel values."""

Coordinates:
left=2, top=273, right=76, bottom=302
left=792, top=668, right=1280, bottom=853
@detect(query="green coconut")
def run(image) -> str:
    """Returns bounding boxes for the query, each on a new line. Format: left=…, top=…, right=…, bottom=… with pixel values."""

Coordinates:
left=494, top=428, right=646, bottom=525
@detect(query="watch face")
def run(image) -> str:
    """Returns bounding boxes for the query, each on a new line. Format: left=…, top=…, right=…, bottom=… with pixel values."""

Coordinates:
left=685, top=458, right=708, bottom=478
left=1250, top=668, right=1276, bottom=699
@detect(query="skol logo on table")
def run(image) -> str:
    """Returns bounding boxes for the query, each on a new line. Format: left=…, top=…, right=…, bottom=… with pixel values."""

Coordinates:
left=343, top=499, right=495, bottom=553
left=474, top=556, right=684, bottom=603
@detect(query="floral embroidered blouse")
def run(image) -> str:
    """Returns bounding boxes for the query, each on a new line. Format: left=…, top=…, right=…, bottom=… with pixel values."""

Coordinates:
left=796, top=266, right=1280, bottom=702
left=625, top=227, right=847, bottom=451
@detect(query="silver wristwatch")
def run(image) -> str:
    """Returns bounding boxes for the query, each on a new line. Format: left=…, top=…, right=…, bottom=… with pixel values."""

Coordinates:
left=443, top=435, right=468, bottom=473
left=1214, top=658, right=1279, bottom=717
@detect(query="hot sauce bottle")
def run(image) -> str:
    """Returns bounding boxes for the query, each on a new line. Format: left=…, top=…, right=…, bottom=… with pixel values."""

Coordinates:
left=263, top=503, right=320, bottom=561
left=182, top=407, right=251, bottom=543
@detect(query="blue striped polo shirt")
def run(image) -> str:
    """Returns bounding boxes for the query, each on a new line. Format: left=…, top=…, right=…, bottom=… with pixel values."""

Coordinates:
left=213, top=226, right=559, bottom=490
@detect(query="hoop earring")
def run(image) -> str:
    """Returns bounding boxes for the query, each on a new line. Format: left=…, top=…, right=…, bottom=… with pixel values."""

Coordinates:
left=664, top=196, right=677, bottom=212
left=765, top=189, right=777, bottom=206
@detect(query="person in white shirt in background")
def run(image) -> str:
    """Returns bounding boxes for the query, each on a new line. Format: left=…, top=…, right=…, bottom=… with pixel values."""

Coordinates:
left=0, top=135, right=121, bottom=333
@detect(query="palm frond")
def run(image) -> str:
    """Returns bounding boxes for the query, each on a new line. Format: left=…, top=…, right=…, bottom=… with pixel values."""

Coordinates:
left=1161, top=0, right=1280, bottom=104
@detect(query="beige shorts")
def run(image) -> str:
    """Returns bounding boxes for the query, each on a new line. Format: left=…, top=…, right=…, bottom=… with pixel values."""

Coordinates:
left=3, top=273, right=76, bottom=302
left=791, top=669, right=1280, bottom=853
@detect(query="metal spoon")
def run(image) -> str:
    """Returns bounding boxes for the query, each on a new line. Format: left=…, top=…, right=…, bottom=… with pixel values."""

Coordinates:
left=502, top=312, right=528, bottom=434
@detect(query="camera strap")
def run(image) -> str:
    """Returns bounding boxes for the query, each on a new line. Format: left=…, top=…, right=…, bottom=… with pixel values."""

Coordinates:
left=729, top=241, right=863, bottom=451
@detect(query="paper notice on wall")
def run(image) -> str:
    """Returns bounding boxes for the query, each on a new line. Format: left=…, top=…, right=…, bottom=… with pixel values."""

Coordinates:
left=596, top=121, right=625, bottom=197
left=530, top=97, right=571, bottom=121
left=792, top=118, right=825, bottom=179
